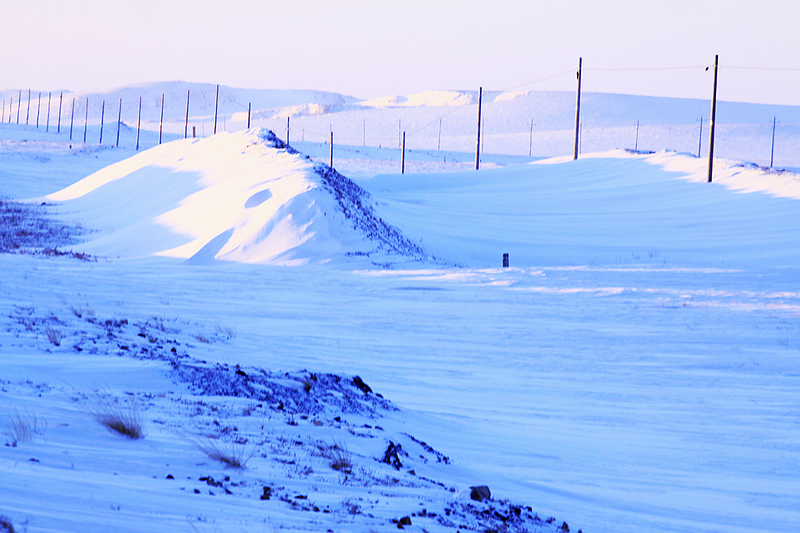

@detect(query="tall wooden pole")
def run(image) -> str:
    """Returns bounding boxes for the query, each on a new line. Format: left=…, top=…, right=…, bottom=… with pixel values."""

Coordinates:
left=46, top=92, right=51, bottom=132
left=573, top=57, right=582, bottom=160
left=36, top=92, right=41, bottom=128
left=634, top=120, right=639, bottom=150
left=83, top=97, right=88, bottom=143
left=99, top=100, right=105, bottom=144
left=697, top=116, right=703, bottom=157
left=329, top=131, right=334, bottom=168
left=707, top=54, right=719, bottom=183
left=116, top=98, right=122, bottom=147
left=247, top=102, right=251, bottom=129
left=57, top=92, right=62, bottom=133
left=158, top=93, right=164, bottom=145
left=69, top=98, right=75, bottom=140
left=184, top=90, right=190, bottom=138
left=770, top=116, right=776, bottom=168
left=213, top=84, right=219, bottom=135
left=136, top=97, right=142, bottom=150
left=475, top=86, right=482, bottom=170
left=16, top=90, right=21, bottom=124
left=401, top=131, right=406, bottom=174
left=286, top=116, right=290, bottom=146
left=26, top=89, right=31, bottom=125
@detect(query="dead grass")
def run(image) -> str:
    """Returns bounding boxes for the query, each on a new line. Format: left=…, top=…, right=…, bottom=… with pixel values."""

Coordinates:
left=5, top=409, right=47, bottom=446
left=195, top=436, right=254, bottom=468
left=91, top=396, right=145, bottom=439
left=44, top=326, right=61, bottom=346
left=320, top=439, right=352, bottom=473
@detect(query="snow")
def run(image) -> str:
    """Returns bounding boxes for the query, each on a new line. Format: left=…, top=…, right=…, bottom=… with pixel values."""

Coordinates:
left=2, top=83, right=800, bottom=533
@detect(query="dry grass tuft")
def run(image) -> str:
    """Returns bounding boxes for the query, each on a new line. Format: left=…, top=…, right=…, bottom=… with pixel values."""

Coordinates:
left=195, top=437, right=254, bottom=469
left=44, top=326, right=61, bottom=346
left=92, top=396, right=145, bottom=439
left=320, top=439, right=352, bottom=473
left=5, top=409, right=47, bottom=446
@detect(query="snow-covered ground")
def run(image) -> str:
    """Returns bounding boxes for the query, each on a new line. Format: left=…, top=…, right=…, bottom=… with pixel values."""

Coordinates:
left=2, top=85, right=800, bottom=533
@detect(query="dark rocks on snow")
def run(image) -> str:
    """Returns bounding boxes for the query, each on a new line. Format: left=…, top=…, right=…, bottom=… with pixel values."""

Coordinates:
left=470, top=485, right=491, bottom=502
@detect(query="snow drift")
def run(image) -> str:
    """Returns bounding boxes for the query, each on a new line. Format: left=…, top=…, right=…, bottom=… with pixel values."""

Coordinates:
left=46, top=129, right=426, bottom=265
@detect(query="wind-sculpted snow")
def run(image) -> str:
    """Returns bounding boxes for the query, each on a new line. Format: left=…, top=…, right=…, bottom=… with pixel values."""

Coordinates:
left=44, top=129, right=428, bottom=266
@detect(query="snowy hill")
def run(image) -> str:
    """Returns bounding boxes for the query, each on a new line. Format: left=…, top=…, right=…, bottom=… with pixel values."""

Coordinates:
left=45, top=129, right=426, bottom=265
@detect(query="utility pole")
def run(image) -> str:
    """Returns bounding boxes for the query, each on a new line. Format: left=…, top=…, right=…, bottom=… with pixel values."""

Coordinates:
left=46, top=92, right=51, bottom=132
left=247, top=102, right=251, bottom=129
left=475, top=87, right=482, bottom=170
left=57, top=92, right=62, bottom=133
left=707, top=54, right=719, bottom=183
left=184, top=90, right=190, bottom=138
left=286, top=116, right=290, bottom=147
left=401, top=131, right=406, bottom=174
left=329, top=131, right=334, bottom=169
left=213, top=84, right=219, bottom=135
left=99, top=100, right=105, bottom=144
left=158, top=93, right=164, bottom=145
left=36, top=92, right=41, bottom=128
left=770, top=116, right=777, bottom=168
left=116, top=98, right=122, bottom=147
left=26, top=89, right=31, bottom=125
left=573, top=57, right=582, bottom=160
left=16, top=90, right=21, bottom=124
left=69, top=98, right=75, bottom=140
left=83, top=97, right=88, bottom=143
left=136, top=97, right=142, bottom=150
left=697, top=116, right=703, bottom=158
left=529, top=119, right=534, bottom=157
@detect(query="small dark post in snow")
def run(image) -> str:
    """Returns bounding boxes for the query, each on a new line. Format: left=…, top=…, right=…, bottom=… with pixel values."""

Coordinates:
left=16, top=90, right=21, bottom=124
left=634, top=120, right=639, bottom=151
left=247, top=102, right=251, bottom=129
left=158, top=93, right=164, bottom=145
left=36, top=91, right=41, bottom=128
left=136, top=97, right=142, bottom=150
left=192, top=126, right=196, bottom=138
left=401, top=131, right=406, bottom=174
left=46, top=92, right=51, bottom=132
left=116, top=98, right=122, bottom=147
left=83, top=97, right=88, bottom=143
left=503, top=253, right=509, bottom=268
left=707, top=54, right=719, bottom=183
left=770, top=116, right=777, bottom=168
left=475, top=86, right=482, bottom=170
left=26, top=89, right=31, bottom=125
left=99, top=100, right=105, bottom=144
left=573, top=58, right=582, bottom=160
left=330, top=131, right=334, bottom=168
left=697, top=116, right=703, bottom=157
left=286, top=116, right=290, bottom=147
left=184, top=90, right=190, bottom=139
left=69, top=98, right=75, bottom=140
left=213, top=84, right=219, bottom=135
left=57, top=92, right=63, bottom=133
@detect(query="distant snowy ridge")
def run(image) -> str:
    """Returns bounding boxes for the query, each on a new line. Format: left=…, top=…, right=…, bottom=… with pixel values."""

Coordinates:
left=46, top=129, right=428, bottom=265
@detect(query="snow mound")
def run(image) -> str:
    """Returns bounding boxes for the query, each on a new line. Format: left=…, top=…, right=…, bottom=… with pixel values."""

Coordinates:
left=46, top=129, right=427, bottom=265
left=359, top=90, right=475, bottom=108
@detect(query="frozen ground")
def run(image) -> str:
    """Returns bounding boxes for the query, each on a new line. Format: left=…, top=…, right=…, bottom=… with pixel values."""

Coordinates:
left=1, top=86, right=800, bottom=533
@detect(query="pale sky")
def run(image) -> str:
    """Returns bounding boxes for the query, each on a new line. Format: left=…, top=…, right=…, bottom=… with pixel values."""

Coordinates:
left=3, top=0, right=800, bottom=105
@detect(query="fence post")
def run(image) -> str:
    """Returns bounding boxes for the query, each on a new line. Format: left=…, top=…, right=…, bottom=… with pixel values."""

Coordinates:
left=286, top=116, right=290, bottom=146
left=36, top=92, right=41, bottom=128
left=247, top=102, right=251, bottom=129
left=401, top=131, right=406, bottom=174
left=57, top=92, right=62, bottom=133
left=330, top=131, right=334, bottom=168
left=46, top=92, right=51, bottom=132
left=213, top=84, right=219, bottom=135
left=26, top=89, right=31, bottom=125
left=634, top=120, right=639, bottom=150
left=83, top=97, right=88, bottom=143
left=158, top=93, right=164, bottom=145
left=136, top=97, right=141, bottom=150
left=116, top=98, right=122, bottom=147
left=99, top=100, right=105, bottom=144
left=185, top=90, right=190, bottom=139
left=573, top=58, right=582, bottom=160
left=16, top=90, right=21, bottom=124
left=475, top=86, right=482, bottom=170
left=707, top=54, right=719, bottom=183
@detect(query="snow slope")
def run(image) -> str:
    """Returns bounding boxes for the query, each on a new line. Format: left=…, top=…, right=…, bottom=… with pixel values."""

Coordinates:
left=2, top=86, right=800, bottom=533
left=44, top=129, right=426, bottom=265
